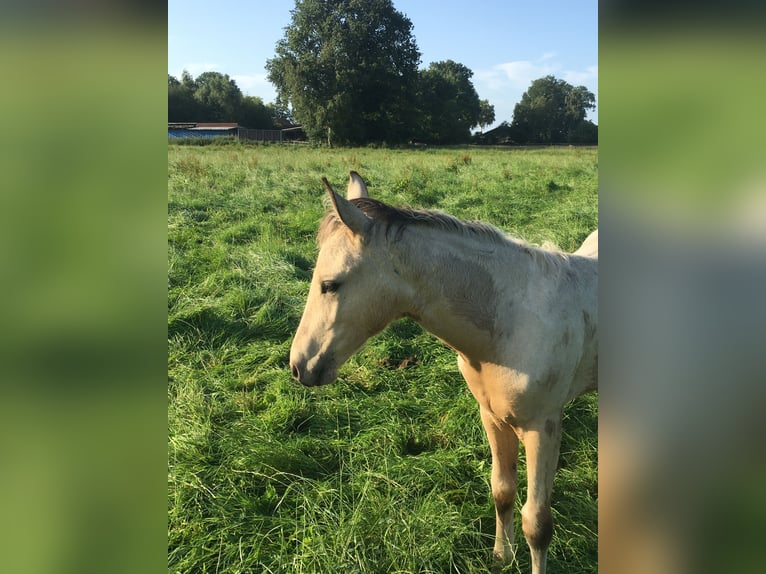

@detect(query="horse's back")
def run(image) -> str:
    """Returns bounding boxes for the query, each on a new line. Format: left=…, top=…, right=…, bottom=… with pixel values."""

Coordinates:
left=569, top=229, right=598, bottom=397
left=574, top=229, right=598, bottom=258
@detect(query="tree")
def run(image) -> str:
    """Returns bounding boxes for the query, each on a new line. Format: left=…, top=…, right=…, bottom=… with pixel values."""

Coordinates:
left=180, top=70, right=196, bottom=92
left=414, top=60, right=490, bottom=144
left=477, top=99, right=496, bottom=132
left=266, top=0, right=421, bottom=145
left=510, top=75, right=596, bottom=144
left=168, top=73, right=199, bottom=121
left=193, top=71, right=243, bottom=122
left=239, top=96, right=278, bottom=129
left=568, top=119, right=598, bottom=144
left=168, top=71, right=278, bottom=128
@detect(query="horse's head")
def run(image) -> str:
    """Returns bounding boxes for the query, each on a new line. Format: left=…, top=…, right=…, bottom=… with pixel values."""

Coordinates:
left=289, top=172, right=406, bottom=386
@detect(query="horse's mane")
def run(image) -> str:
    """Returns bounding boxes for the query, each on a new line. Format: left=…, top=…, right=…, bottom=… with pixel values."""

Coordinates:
left=319, top=197, right=511, bottom=246
left=318, top=197, right=571, bottom=273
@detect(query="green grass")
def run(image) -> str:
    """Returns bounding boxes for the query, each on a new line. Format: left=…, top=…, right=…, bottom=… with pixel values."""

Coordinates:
left=168, top=144, right=597, bottom=573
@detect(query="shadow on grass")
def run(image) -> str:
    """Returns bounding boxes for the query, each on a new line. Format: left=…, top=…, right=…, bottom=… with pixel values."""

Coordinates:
left=169, top=306, right=262, bottom=343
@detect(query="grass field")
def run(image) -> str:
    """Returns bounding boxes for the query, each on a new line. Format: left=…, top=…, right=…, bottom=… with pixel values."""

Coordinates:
left=168, top=143, right=598, bottom=573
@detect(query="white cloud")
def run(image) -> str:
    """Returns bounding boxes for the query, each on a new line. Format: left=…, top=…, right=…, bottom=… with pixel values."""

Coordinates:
left=494, top=60, right=557, bottom=87
left=168, top=66, right=278, bottom=102
left=477, top=57, right=597, bottom=92
left=472, top=55, right=599, bottom=129
left=474, top=54, right=560, bottom=92
left=231, top=73, right=276, bottom=100
left=563, top=65, right=598, bottom=86
left=171, top=63, right=220, bottom=78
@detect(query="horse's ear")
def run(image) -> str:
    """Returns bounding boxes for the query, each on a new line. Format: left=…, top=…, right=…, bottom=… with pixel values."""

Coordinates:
left=323, top=177, right=371, bottom=237
left=347, top=170, right=369, bottom=200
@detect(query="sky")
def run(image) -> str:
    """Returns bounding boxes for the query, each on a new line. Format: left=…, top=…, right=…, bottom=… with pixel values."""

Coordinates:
left=168, top=0, right=598, bottom=129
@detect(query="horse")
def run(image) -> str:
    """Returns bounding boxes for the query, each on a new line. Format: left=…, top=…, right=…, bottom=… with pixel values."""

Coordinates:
left=289, top=171, right=598, bottom=574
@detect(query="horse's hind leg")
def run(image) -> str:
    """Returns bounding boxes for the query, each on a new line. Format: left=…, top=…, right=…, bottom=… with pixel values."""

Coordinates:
left=479, top=406, right=520, bottom=563
left=520, top=416, right=562, bottom=574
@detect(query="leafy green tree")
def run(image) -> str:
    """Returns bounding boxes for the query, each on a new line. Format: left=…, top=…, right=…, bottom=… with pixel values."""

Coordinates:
left=180, top=70, right=196, bottom=92
left=168, top=73, right=199, bottom=121
left=266, top=0, right=421, bottom=145
left=414, top=60, right=489, bottom=144
left=477, top=98, right=496, bottom=132
left=239, top=96, right=278, bottom=129
left=510, top=75, right=596, bottom=143
left=568, top=119, right=598, bottom=144
left=168, top=71, right=278, bottom=128
left=193, top=71, right=243, bottom=122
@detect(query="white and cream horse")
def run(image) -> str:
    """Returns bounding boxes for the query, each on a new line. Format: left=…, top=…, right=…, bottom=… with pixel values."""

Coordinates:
left=290, top=172, right=598, bottom=574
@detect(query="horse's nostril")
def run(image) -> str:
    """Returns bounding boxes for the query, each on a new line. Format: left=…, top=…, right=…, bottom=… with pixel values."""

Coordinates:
left=291, top=364, right=300, bottom=380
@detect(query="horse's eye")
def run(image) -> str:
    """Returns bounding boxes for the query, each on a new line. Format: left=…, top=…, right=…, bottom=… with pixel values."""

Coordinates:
left=320, top=280, right=340, bottom=294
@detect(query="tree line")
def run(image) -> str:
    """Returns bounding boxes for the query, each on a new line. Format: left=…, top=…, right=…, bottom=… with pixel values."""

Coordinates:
left=169, top=0, right=596, bottom=146
left=168, top=71, right=279, bottom=129
left=483, top=76, right=598, bottom=145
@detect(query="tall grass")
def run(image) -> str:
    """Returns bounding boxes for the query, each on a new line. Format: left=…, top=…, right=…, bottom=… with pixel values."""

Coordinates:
left=168, top=144, right=597, bottom=573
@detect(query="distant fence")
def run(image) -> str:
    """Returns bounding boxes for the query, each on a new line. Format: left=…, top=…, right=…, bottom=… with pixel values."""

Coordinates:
left=238, top=128, right=283, bottom=142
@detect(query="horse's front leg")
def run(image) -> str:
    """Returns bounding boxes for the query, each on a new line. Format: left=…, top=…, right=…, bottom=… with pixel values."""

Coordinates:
left=479, top=405, right=520, bottom=564
left=519, top=415, right=563, bottom=574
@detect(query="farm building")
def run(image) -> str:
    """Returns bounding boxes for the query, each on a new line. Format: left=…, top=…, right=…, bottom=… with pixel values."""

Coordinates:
left=169, top=122, right=239, bottom=139
left=474, top=122, right=515, bottom=145
left=168, top=122, right=305, bottom=142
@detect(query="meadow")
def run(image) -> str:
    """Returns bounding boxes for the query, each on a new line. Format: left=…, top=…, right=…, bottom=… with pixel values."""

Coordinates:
left=168, top=143, right=598, bottom=573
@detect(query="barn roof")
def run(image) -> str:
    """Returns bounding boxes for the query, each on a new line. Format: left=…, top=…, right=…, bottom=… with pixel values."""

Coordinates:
left=193, top=123, right=239, bottom=128
left=167, top=122, right=239, bottom=130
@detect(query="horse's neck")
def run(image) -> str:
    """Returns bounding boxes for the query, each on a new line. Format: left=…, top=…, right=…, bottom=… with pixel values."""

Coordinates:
left=394, top=227, right=528, bottom=361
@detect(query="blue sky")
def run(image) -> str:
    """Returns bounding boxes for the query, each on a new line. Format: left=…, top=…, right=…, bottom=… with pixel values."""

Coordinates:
left=168, top=0, right=597, bottom=129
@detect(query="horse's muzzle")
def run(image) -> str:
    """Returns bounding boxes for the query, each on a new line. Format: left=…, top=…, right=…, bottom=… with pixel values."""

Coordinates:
left=289, top=356, right=336, bottom=387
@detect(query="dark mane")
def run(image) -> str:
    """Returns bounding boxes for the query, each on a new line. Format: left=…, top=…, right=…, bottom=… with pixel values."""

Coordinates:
left=318, top=197, right=510, bottom=245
